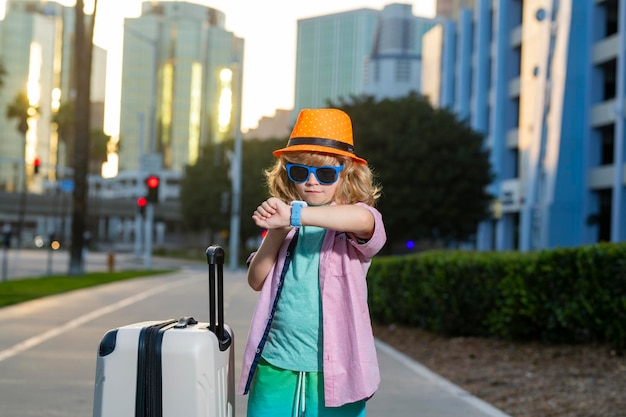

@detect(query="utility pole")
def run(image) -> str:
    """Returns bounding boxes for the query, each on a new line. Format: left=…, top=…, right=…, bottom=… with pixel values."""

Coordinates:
left=144, top=203, right=154, bottom=269
left=229, top=54, right=244, bottom=270
left=68, top=0, right=98, bottom=275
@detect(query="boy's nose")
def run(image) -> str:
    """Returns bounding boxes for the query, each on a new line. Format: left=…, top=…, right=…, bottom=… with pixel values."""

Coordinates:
left=306, top=171, right=318, bottom=184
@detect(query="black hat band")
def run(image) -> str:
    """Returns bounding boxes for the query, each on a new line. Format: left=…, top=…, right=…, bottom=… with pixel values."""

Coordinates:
left=287, top=137, right=355, bottom=154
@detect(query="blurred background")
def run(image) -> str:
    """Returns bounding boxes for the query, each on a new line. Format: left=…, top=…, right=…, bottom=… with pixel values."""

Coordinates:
left=0, top=0, right=621, bottom=270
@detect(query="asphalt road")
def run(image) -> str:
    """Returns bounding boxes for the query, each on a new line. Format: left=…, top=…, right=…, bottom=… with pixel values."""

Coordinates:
left=0, top=251, right=510, bottom=417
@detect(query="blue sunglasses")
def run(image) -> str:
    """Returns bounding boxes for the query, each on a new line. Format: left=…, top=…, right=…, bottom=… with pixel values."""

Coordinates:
left=285, top=163, right=344, bottom=185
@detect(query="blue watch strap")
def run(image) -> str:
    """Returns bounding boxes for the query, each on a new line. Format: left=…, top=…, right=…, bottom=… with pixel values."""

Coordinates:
left=290, top=201, right=307, bottom=227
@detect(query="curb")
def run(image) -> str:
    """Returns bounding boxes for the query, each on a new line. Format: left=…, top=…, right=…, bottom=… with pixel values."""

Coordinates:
left=374, top=339, right=513, bottom=417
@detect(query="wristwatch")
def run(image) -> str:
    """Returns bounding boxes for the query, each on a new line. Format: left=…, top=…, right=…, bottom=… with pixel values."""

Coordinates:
left=290, top=200, right=308, bottom=227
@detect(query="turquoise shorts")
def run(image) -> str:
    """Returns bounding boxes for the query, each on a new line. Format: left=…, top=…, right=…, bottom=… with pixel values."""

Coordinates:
left=247, top=358, right=366, bottom=417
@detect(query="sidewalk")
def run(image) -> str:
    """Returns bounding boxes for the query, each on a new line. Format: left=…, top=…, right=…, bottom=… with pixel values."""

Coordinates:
left=371, top=340, right=511, bottom=416
left=0, top=251, right=512, bottom=417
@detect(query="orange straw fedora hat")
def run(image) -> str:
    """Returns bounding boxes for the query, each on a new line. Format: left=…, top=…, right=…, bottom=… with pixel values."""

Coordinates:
left=273, top=108, right=367, bottom=165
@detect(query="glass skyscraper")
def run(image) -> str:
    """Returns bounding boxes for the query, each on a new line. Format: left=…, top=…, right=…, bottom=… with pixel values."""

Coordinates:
left=0, top=1, right=67, bottom=192
left=118, top=1, right=244, bottom=173
left=0, top=0, right=106, bottom=192
left=293, top=4, right=439, bottom=122
left=293, top=8, right=379, bottom=118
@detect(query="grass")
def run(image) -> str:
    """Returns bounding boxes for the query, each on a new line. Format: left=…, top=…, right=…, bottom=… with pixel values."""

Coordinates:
left=153, top=247, right=207, bottom=261
left=0, top=270, right=172, bottom=308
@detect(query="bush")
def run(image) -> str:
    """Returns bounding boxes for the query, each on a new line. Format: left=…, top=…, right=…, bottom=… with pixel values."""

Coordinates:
left=367, top=243, right=626, bottom=350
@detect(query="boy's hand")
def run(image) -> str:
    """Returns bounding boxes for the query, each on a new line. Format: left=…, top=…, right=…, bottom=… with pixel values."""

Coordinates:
left=252, top=197, right=291, bottom=229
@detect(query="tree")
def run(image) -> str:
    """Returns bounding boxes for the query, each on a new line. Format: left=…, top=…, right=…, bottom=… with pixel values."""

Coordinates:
left=51, top=101, right=75, bottom=165
left=239, top=138, right=286, bottom=243
left=180, top=142, right=232, bottom=241
left=179, top=137, right=285, bottom=260
left=331, top=93, right=494, bottom=251
left=6, top=91, right=36, bottom=248
left=6, top=91, right=31, bottom=136
left=89, top=129, right=110, bottom=175
left=51, top=102, right=110, bottom=174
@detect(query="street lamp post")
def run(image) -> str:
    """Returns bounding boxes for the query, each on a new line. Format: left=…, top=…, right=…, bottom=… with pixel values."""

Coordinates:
left=229, top=58, right=243, bottom=270
left=1, top=224, right=11, bottom=282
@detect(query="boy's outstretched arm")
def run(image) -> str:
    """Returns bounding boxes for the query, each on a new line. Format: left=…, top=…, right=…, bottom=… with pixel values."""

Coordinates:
left=299, top=204, right=375, bottom=239
left=254, top=197, right=375, bottom=238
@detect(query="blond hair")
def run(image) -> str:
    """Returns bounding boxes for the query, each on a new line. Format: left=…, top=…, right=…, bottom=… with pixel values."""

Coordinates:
left=265, top=152, right=381, bottom=206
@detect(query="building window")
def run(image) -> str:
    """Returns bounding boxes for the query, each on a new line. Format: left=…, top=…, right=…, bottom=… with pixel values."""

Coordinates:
left=374, top=61, right=380, bottom=82
left=597, top=189, right=612, bottom=242
left=599, top=124, right=615, bottom=166
left=396, top=59, right=411, bottom=82
left=600, top=58, right=617, bottom=101
left=601, top=0, right=618, bottom=37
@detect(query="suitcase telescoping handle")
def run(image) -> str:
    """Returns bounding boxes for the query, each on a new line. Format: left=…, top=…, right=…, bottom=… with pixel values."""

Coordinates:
left=206, top=245, right=230, bottom=350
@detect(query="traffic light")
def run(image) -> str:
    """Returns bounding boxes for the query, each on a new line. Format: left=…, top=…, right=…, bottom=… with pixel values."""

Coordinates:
left=33, top=157, right=40, bottom=174
left=137, top=196, right=147, bottom=216
left=145, top=175, right=160, bottom=203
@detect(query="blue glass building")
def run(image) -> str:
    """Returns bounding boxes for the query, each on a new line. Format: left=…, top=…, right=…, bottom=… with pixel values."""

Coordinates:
left=424, top=0, right=623, bottom=250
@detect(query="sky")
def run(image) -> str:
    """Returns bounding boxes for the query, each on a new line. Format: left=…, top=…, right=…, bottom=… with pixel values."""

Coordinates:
left=2, top=0, right=436, bottom=134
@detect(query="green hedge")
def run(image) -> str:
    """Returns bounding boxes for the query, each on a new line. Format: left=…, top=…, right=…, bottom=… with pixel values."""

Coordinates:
left=367, top=242, right=626, bottom=349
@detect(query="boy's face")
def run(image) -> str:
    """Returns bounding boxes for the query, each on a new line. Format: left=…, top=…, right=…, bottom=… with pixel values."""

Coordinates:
left=284, top=152, right=343, bottom=205
left=293, top=164, right=341, bottom=206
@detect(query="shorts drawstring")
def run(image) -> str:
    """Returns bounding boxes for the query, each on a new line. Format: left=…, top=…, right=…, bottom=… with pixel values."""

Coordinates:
left=293, top=371, right=306, bottom=417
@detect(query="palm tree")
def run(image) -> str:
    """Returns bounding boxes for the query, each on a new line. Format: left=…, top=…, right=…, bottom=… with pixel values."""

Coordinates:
left=6, top=91, right=31, bottom=137
left=51, top=102, right=110, bottom=174
left=6, top=91, right=37, bottom=248
left=51, top=101, right=74, bottom=166
left=89, top=129, right=111, bottom=174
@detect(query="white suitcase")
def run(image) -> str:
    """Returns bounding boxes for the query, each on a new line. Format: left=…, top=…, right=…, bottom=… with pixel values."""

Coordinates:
left=92, top=246, right=234, bottom=417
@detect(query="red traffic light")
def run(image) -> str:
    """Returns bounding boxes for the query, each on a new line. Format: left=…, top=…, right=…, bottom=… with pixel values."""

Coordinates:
left=145, top=175, right=160, bottom=204
left=137, top=196, right=147, bottom=207
left=33, top=157, right=41, bottom=174
left=146, top=176, right=159, bottom=189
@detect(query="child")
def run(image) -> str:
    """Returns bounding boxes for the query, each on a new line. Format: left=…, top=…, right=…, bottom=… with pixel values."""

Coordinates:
left=239, top=108, right=386, bottom=417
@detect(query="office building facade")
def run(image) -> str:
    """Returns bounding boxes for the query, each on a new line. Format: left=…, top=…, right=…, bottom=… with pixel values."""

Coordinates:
left=293, top=3, right=439, bottom=121
left=424, top=0, right=624, bottom=250
left=117, top=1, right=244, bottom=174
left=0, top=1, right=65, bottom=192
left=436, top=0, right=477, bottom=19
left=0, top=0, right=106, bottom=192
left=293, top=8, right=379, bottom=118
left=366, top=4, right=441, bottom=101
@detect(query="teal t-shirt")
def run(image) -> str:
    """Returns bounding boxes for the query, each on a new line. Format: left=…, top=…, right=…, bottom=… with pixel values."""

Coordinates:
left=262, top=225, right=326, bottom=372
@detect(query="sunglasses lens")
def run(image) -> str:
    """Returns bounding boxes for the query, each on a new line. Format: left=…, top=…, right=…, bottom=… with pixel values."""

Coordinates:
left=288, top=165, right=309, bottom=182
left=316, top=168, right=338, bottom=184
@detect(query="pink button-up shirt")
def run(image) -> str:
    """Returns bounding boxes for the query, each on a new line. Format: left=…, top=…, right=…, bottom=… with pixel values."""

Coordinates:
left=238, top=203, right=386, bottom=407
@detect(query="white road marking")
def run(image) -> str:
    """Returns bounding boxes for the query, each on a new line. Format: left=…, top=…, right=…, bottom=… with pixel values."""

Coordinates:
left=0, top=275, right=203, bottom=363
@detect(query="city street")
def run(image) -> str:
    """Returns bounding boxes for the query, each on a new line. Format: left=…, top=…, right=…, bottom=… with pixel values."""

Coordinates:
left=0, top=251, right=509, bottom=417
left=0, top=247, right=203, bottom=281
